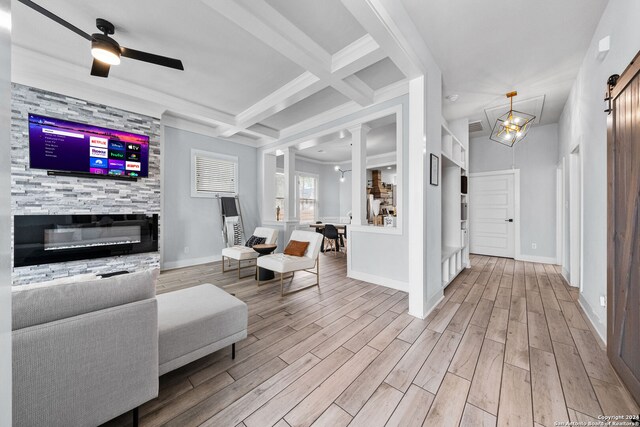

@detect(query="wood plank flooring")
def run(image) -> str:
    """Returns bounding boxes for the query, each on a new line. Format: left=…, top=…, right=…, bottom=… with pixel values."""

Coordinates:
left=103, top=254, right=639, bottom=427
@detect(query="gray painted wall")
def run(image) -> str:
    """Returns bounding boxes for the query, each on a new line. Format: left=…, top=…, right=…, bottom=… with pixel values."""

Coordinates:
left=0, top=0, right=12, bottom=421
left=558, top=0, right=640, bottom=340
left=11, top=84, right=161, bottom=285
left=162, top=126, right=258, bottom=269
left=470, top=123, right=559, bottom=259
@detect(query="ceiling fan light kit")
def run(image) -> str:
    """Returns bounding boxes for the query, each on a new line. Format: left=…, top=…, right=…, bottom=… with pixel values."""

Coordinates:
left=489, top=91, right=536, bottom=147
left=17, top=0, right=184, bottom=78
left=91, top=34, right=121, bottom=65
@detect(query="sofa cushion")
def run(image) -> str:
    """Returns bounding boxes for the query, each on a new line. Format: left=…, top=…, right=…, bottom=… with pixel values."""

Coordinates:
left=257, top=253, right=317, bottom=274
left=245, top=235, right=266, bottom=247
left=284, top=240, right=309, bottom=257
left=221, top=245, right=259, bottom=260
left=157, top=284, right=247, bottom=367
left=12, top=269, right=159, bottom=330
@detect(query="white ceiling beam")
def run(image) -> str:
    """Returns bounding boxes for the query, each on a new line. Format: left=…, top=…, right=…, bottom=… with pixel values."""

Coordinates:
left=233, top=34, right=384, bottom=133
left=202, top=0, right=375, bottom=107
left=235, top=72, right=326, bottom=130
left=340, top=0, right=430, bottom=79
left=331, top=34, right=385, bottom=75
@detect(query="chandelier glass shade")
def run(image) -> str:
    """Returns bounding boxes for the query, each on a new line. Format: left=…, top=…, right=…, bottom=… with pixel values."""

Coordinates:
left=489, top=91, right=535, bottom=147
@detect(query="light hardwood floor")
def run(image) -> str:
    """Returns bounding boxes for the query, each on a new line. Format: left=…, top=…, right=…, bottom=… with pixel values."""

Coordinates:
left=103, top=253, right=639, bottom=427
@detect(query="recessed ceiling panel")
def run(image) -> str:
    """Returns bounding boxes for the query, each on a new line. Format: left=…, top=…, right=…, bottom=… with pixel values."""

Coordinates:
left=12, top=0, right=305, bottom=115
left=265, top=0, right=367, bottom=54
left=354, top=57, right=406, bottom=91
left=260, top=87, right=349, bottom=130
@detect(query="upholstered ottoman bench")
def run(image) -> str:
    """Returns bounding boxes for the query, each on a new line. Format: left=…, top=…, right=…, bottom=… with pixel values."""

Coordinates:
left=157, top=284, right=247, bottom=376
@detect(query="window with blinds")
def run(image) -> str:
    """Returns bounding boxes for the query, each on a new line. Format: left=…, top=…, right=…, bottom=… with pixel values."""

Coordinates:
left=191, top=149, right=238, bottom=198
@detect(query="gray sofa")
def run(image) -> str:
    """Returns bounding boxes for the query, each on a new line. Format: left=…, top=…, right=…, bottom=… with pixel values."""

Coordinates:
left=12, top=270, right=249, bottom=427
left=12, top=270, right=160, bottom=427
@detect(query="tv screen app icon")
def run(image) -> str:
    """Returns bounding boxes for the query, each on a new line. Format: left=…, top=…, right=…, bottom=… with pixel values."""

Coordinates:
left=126, top=143, right=141, bottom=152
left=126, top=161, right=141, bottom=171
left=90, top=168, right=107, bottom=175
left=109, top=151, right=125, bottom=160
left=90, top=147, right=108, bottom=158
left=89, top=137, right=108, bottom=148
left=127, top=152, right=140, bottom=161
left=108, top=140, right=125, bottom=151
left=108, top=169, right=125, bottom=176
left=108, top=159, right=125, bottom=170
left=90, top=158, right=108, bottom=168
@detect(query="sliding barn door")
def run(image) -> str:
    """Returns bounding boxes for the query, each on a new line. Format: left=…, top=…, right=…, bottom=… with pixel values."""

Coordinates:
left=607, top=51, right=640, bottom=405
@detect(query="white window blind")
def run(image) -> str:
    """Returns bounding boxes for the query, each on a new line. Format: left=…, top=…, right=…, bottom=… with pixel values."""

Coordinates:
left=191, top=150, right=238, bottom=197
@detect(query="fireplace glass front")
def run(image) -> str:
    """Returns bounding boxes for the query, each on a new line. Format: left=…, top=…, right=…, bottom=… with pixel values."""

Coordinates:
left=14, top=214, right=158, bottom=267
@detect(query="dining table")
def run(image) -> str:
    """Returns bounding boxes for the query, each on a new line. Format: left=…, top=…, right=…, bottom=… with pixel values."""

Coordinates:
left=309, top=223, right=348, bottom=252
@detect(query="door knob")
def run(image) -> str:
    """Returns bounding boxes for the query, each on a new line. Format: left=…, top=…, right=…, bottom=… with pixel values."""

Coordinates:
left=505, top=219, right=514, bottom=222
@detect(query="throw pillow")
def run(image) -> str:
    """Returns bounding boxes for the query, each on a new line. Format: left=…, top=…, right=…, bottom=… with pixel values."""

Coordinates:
left=284, top=240, right=309, bottom=257
left=245, top=235, right=266, bottom=248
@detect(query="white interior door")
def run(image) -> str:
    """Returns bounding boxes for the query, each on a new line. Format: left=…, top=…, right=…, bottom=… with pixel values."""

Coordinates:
left=469, top=172, right=515, bottom=258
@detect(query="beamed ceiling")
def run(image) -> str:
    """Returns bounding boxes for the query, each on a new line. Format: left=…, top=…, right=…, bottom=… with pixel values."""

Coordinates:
left=11, top=0, right=609, bottom=144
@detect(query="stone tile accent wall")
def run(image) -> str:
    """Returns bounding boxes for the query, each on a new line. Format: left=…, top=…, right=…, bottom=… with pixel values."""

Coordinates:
left=11, top=84, right=161, bottom=285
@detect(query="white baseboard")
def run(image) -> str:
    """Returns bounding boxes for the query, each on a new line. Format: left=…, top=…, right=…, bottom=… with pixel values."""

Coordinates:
left=348, top=270, right=409, bottom=293
left=561, top=267, right=570, bottom=284
left=578, top=294, right=607, bottom=344
left=516, top=254, right=557, bottom=264
left=162, top=255, right=222, bottom=271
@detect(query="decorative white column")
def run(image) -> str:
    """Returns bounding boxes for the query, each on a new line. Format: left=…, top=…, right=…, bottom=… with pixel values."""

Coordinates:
left=262, top=152, right=277, bottom=222
left=349, top=124, right=370, bottom=226
left=408, top=70, right=443, bottom=319
left=283, top=147, right=297, bottom=222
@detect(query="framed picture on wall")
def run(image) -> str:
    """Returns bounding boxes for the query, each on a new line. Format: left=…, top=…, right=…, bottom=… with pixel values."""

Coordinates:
left=430, top=154, right=439, bottom=186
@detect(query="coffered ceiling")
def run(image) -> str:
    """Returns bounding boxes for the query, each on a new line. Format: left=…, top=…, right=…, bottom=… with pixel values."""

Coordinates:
left=10, top=0, right=609, bottom=144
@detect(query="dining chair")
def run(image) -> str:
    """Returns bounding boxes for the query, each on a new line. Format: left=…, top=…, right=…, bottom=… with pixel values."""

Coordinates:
left=323, top=224, right=340, bottom=256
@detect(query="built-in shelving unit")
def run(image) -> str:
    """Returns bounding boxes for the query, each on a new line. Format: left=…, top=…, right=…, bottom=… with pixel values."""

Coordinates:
left=441, top=119, right=470, bottom=288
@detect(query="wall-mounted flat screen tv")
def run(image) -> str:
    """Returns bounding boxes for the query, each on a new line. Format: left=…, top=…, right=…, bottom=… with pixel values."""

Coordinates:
left=28, top=114, right=150, bottom=178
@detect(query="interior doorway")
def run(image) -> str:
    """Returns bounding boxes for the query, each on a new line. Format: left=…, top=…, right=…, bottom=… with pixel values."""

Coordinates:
left=469, top=170, right=518, bottom=258
left=569, top=144, right=582, bottom=289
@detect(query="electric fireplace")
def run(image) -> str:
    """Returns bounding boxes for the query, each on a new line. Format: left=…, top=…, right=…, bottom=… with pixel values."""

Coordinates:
left=14, top=214, right=158, bottom=267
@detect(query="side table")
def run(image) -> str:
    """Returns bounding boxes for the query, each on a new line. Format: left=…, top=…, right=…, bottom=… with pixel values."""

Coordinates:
left=252, top=243, right=277, bottom=281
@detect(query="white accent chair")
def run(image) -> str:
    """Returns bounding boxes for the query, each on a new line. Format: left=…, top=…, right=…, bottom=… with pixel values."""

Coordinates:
left=257, top=230, right=323, bottom=296
left=221, top=227, right=278, bottom=278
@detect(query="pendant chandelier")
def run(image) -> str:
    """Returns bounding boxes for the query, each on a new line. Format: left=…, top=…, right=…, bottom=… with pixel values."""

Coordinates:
left=489, top=91, right=535, bottom=147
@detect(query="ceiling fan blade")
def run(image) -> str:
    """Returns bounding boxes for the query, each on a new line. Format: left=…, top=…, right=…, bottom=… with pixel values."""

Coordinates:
left=90, top=59, right=110, bottom=78
left=17, top=0, right=92, bottom=41
left=120, top=47, right=184, bottom=70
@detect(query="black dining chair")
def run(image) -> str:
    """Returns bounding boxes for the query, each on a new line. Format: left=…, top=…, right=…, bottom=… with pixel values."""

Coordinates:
left=323, top=224, right=340, bottom=256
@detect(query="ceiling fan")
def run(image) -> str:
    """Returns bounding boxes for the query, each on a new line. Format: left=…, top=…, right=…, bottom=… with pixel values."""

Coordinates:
left=17, top=0, right=184, bottom=78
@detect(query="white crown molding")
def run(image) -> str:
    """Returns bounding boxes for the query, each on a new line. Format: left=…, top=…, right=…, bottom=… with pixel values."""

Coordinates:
left=297, top=149, right=397, bottom=166
left=162, top=113, right=259, bottom=148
